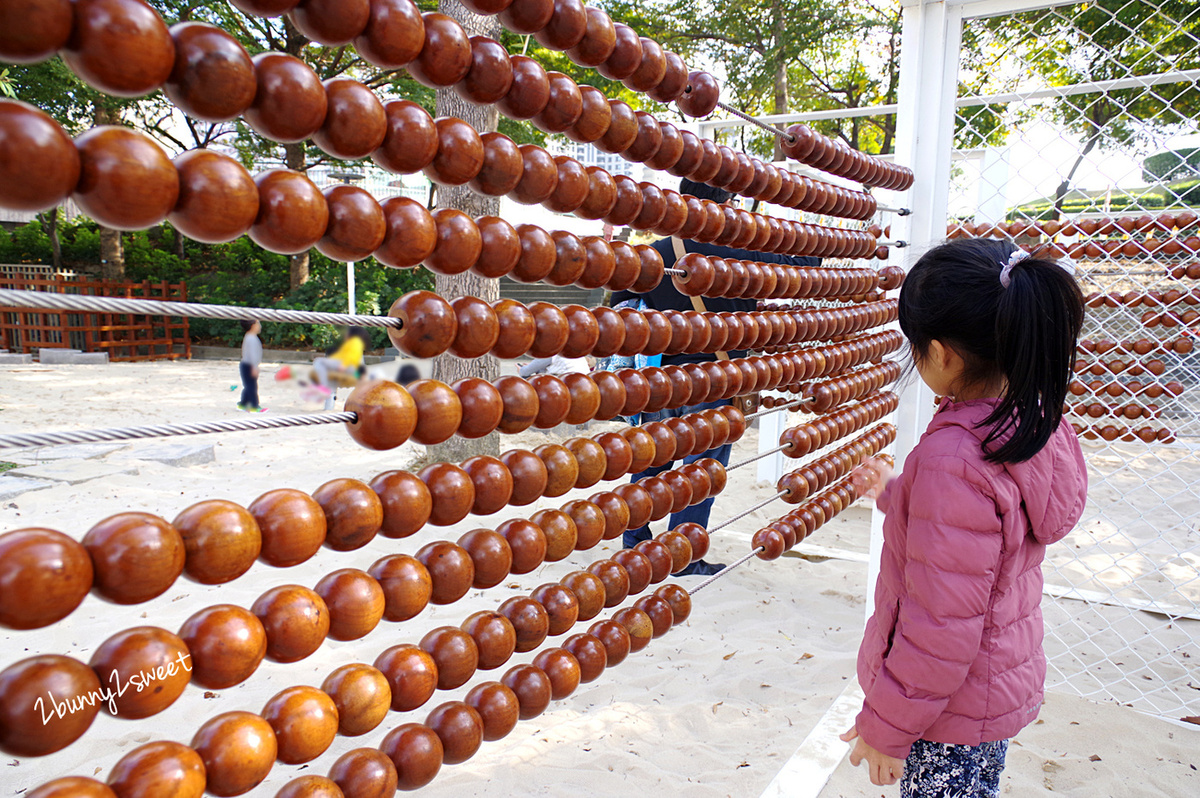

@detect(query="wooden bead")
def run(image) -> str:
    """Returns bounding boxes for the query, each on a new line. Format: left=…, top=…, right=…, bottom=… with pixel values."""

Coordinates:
left=83, top=513, right=183, bottom=607
left=491, top=297, right=536, bottom=358
left=560, top=302, right=598, bottom=357
left=0, top=655, right=101, bottom=756
left=499, top=54, right=549, bottom=119
left=587, top=619, right=631, bottom=667
left=409, top=13, right=472, bottom=87
left=605, top=174, right=644, bottom=226
left=28, top=778, right=116, bottom=798
left=377, top=196, right=437, bottom=267
left=613, top=607, right=653, bottom=652
left=329, top=748, right=398, bottom=798
left=275, top=775, right=344, bottom=798
left=499, top=595, right=550, bottom=652
left=554, top=503, right=600, bottom=557
left=677, top=70, right=720, bottom=117
left=531, top=375, right=573, bottom=429
left=590, top=490, right=631, bottom=540
left=634, top=594, right=674, bottom=637
left=598, top=99, right=638, bottom=153
left=456, top=35, right=513, bottom=105
left=314, top=569, right=384, bottom=641
left=536, top=509, right=580, bottom=561
left=643, top=311, right=674, bottom=357
left=528, top=300, right=571, bottom=357
left=648, top=125, right=685, bottom=174
left=562, top=372, right=601, bottom=424
left=650, top=50, right=688, bottom=103
left=509, top=145, right=558, bottom=205
left=531, top=583, right=580, bottom=635
left=0, top=100, right=79, bottom=213
left=674, top=520, right=710, bottom=561
left=531, top=443, right=576, bottom=498
left=466, top=682, right=520, bottom=742
left=470, top=134, right=524, bottom=199
left=564, top=436, right=607, bottom=489
left=568, top=85, right=612, bottom=143
left=556, top=573, right=602, bottom=626
left=500, top=0, right=554, bottom=31
left=579, top=238, right=618, bottom=291
left=612, top=548, right=653, bottom=595
left=173, top=500, right=261, bottom=585
left=679, top=462, right=713, bottom=504
left=64, top=0, right=174, bottom=97
left=562, top=633, right=607, bottom=683
left=369, top=470, right=432, bottom=539
left=177, top=604, right=266, bottom=689
left=460, top=454, right=513, bottom=515
left=354, top=0, right=425, bottom=68
left=450, top=380, right=503, bottom=442
left=632, top=243, right=664, bottom=292
left=164, top=22, right=257, bottom=121
left=614, top=483, right=654, bottom=530
left=617, top=305, right=650, bottom=354
left=427, top=701, right=484, bottom=765
left=494, top=375, right=540, bottom=433
left=0, top=0, right=73, bottom=64
left=375, top=643, right=439, bottom=711
left=381, top=723, right=443, bottom=790
left=107, top=741, right=205, bottom=798
left=372, top=100, right=437, bottom=174
left=597, top=22, right=641, bottom=80
left=634, top=539, right=674, bottom=583
left=567, top=5, right=615, bottom=65
left=249, top=489, right=326, bottom=567
left=501, top=664, right=552, bottom=719
left=587, top=559, right=630, bottom=606
left=640, top=475, right=674, bottom=522
left=415, top=540, right=475, bottom=605
left=88, top=626, right=190, bottom=718
left=262, top=686, right=338, bottom=765
left=168, top=147, right=258, bottom=244
left=367, top=553, right=432, bottom=621
left=424, top=117, right=484, bottom=188
left=498, top=519, right=547, bottom=575
left=536, top=0, right=587, bottom=49
left=316, top=184, right=385, bottom=261
left=657, top=529, right=693, bottom=573
left=458, top=529, right=513, bottom=589
left=450, top=296, right=499, bottom=358
left=314, top=78, right=386, bottom=159
left=0, top=529, right=89, bottom=630
left=191, top=712, right=277, bottom=797
left=500, top=448, right=548, bottom=505
left=621, top=427, right=656, bottom=475
left=617, top=367, right=651, bottom=416
left=249, top=168, right=328, bottom=253
left=418, top=462, right=475, bottom=526
left=387, top=291, right=456, bottom=359
left=421, top=626, right=479, bottom=690
left=532, top=648, right=581, bottom=699
left=73, top=126, right=178, bottom=231
left=292, top=0, right=370, bottom=44
left=641, top=421, right=677, bottom=468
left=409, top=379, right=464, bottom=445
left=321, top=664, right=390, bottom=737
left=534, top=71, right=584, bottom=133
left=461, top=611, right=517, bottom=670
left=244, top=52, right=327, bottom=142
left=252, top=584, right=329, bottom=663
left=596, top=431, right=634, bottom=480
left=548, top=229, right=589, bottom=285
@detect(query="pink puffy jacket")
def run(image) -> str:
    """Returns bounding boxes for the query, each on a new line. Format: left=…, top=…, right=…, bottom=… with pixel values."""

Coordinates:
left=856, top=398, right=1087, bottom=759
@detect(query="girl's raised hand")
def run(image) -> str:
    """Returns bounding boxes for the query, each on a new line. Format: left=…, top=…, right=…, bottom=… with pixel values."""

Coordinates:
left=850, top=456, right=894, bottom=500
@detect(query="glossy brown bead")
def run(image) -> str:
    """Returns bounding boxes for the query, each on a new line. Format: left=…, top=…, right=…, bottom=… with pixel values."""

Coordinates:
left=640, top=475, right=674, bottom=521
left=314, top=78, right=386, bottom=160
left=465, top=682, right=519, bottom=743
left=658, top=529, right=693, bottom=573
left=166, top=150, right=259, bottom=247
left=64, top=0, right=174, bottom=97
left=547, top=229, right=588, bottom=286
left=372, top=100, right=437, bottom=174
left=380, top=724, right=443, bottom=791
left=500, top=595, right=550, bottom=652
left=568, top=84, right=613, bottom=144
left=262, top=686, right=338, bottom=765
left=509, top=145, right=558, bottom=207
left=424, top=117, right=484, bottom=186
left=568, top=5, right=616, bottom=65
left=456, top=35, right=513, bottom=105
left=328, top=749, right=397, bottom=798
left=597, top=22, right=642, bottom=80
left=321, top=664, right=390, bottom=737
left=453, top=530, right=510, bottom=592
left=377, top=198, right=438, bottom=270
left=605, top=174, right=644, bottom=226
left=555, top=573, right=602, bottom=627
left=450, top=379, right=503, bottom=442
left=418, top=462, right=475, bottom=526
left=252, top=584, right=329, bottom=663
left=461, top=455, right=513, bottom=517
left=587, top=559, right=630, bottom=607
left=415, top=541, right=476, bottom=605
left=106, top=741, right=205, bottom=798
left=491, top=297, right=537, bottom=358
left=532, top=648, right=581, bottom=700
left=426, top=701, right=484, bottom=765
left=177, top=604, right=265, bottom=689
left=449, top=296, right=500, bottom=360
left=634, top=539, right=673, bottom=584
left=0, top=101, right=80, bottom=213
left=535, top=71, right=584, bottom=133
left=87, top=627, right=190, bottom=718
left=527, top=300, right=570, bottom=357
left=292, top=0, right=369, bottom=44
left=634, top=594, right=674, bottom=638
left=79, top=513, right=181, bottom=607
left=313, top=568, right=384, bottom=642
left=592, top=430, right=630, bottom=480
left=26, top=777, right=116, bottom=798
left=354, top=0, right=424, bottom=68
left=677, top=69, right=720, bottom=117
left=404, top=379, right=463, bottom=446
left=369, top=468, right=431, bottom=541
left=368, top=553, right=432, bottom=621
left=249, top=488, right=326, bottom=568
left=632, top=243, right=665, bottom=292
left=622, top=426, right=657, bottom=474
left=375, top=643, right=438, bottom=711
left=469, top=134, right=523, bottom=199
left=587, top=619, right=631, bottom=667
left=408, top=13, right=472, bottom=87
left=500, top=448, right=548, bottom=505
left=613, top=606, right=653, bottom=652
left=421, top=626, right=479, bottom=690
left=530, top=374, right=571, bottom=429
left=675, top=520, right=710, bottom=561
left=642, top=421, right=677, bottom=467
left=0, top=655, right=100, bottom=756
left=314, top=184, right=385, bottom=262
left=461, top=611, right=517, bottom=672
left=650, top=51, right=689, bottom=103
left=243, top=52, right=327, bottom=143
left=612, top=548, right=653, bottom=595
left=249, top=168, right=327, bottom=254
left=493, top=374, right=539, bottom=434
left=591, top=491, right=631, bottom=540
left=557, top=372, right=599, bottom=425
left=172, top=500, right=260, bottom=585
left=0, top=0, right=73, bottom=64
left=598, top=99, right=638, bottom=154
left=191, top=712, right=277, bottom=796
left=73, top=126, right=178, bottom=231
left=531, top=583, right=580, bottom=635
left=501, top=664, right=552, bottom=720
left=499, top=54, right=550, bottom=119
left=498, top=519, right=547, bottom=575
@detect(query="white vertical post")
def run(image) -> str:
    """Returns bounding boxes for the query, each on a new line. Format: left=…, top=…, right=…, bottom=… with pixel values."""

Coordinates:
left=976, top=146, right=1011, bottom=224
left=347, top=263, right=356, bottom=316
left=865, top=0, right=964, bottom=617
left=756, top=409, right=787, bottom=486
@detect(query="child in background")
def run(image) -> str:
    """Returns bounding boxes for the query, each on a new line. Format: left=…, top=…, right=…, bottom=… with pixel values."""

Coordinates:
left=313, top=327, right=370, bottom=410
left=841, top=239, right=1088, bottom=795
left=238, top=319, right=266, bottom=413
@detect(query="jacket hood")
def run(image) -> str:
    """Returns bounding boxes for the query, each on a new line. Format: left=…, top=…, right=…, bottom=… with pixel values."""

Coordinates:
left=926, top=398, right=1087, bottom=545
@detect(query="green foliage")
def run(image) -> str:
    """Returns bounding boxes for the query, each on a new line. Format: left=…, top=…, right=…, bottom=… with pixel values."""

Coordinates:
left=1144, top=148, right=1200, bottom=183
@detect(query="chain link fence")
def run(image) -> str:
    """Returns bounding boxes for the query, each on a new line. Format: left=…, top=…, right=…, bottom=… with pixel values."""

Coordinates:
left=949, top=0, right=1200, bottom=717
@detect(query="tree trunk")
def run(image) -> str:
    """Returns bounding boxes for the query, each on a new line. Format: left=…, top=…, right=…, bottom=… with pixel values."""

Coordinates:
left=38, top=207, right=61, bottom=271
left=99, top=227, right=124, bottom=281
left=771, top=5, right=789, bottom=162
left=284, top=142, right=311, bottom=289
left=428, top=0, right=502, bottom=464
left=1053, top=128, right=1101, bottom=220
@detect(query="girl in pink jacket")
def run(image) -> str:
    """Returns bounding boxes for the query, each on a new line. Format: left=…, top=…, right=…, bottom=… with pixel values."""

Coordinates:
left=840, top=238, right=1088, bottom=795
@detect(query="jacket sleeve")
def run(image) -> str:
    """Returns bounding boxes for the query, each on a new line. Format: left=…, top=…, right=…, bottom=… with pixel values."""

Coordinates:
left=855, top=456, right=1002, bottom=759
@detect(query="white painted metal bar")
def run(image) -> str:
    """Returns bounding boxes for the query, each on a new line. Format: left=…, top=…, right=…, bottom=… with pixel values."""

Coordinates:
left=756, top=409, right=788, bottom=487
left=759, top=684, right=866, bottom=798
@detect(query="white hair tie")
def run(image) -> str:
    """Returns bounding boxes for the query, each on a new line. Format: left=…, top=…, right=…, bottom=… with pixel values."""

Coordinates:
left=998, top=248, right=1076, bottom=288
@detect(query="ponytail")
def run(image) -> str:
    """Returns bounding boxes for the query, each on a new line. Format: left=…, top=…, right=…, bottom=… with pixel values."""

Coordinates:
left=898, top=238, right=1084, bottom=464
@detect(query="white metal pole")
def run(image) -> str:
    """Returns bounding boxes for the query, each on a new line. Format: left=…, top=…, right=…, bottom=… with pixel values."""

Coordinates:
left=756, top=408, right=787, bottom=486
left=347, top=263, right=356, bottom=316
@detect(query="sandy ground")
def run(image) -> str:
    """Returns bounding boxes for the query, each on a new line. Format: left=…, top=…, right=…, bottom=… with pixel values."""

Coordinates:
left=1, top=359, right=1197, bottom=797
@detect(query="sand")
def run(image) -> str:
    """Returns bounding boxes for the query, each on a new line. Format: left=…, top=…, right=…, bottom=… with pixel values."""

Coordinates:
left=1, top=358, right=1197, bottom=797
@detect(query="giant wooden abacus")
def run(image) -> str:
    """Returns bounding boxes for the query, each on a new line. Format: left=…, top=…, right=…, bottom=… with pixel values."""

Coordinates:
left=0, top=0, right=913, bottom=794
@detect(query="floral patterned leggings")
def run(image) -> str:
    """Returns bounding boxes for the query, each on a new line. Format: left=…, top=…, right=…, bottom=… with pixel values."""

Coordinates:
left=900, top=738, right=1009, bottom=798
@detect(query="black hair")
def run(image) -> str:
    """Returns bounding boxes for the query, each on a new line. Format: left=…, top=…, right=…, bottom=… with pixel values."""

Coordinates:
left=898, top=237, right=1085, bottom=464
left=679, top=178, right=733, bottom=205
left=396, top=363, right=421, bottom=385
left=240, top=319, right=257, bottom=332
left=348, top=326, right=370, bottom=346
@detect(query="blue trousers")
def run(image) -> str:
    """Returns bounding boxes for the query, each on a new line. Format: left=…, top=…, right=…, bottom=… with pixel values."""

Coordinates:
left=901, top=739, right=1008, bottom=798
left=239, top=362, right=259, bottom=409
left=622, top=398, right=733, bottom=549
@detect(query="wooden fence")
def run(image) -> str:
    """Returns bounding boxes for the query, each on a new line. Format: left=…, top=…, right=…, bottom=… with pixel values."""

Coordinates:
left=0, top=275, right=191, bottom=362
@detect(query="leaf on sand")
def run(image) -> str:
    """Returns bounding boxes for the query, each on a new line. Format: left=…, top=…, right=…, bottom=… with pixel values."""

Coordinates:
left=712, top=701, right=723, bottom=714
left=723, top=651, right=737, bottom=661
left=1089, top=754, right=1102, bottom=762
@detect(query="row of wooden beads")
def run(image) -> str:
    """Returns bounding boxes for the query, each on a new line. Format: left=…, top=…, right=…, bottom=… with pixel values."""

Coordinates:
left=1066, top=402, right=1161, bottom=421
left=777, top=425, right=896, bottom=505
left=382, top=289, right=899, bottom=364
left=1084, top=288, right=1200, bottom=309
left=946, top=233, right=1200, bottom=261
left=754, top=468, right=879, bottom=560
left=783, top=361, right=904, bottom=413
left=1078, top=336, right=1194, bottom=356
left=0, top=451, right=723, bottom=759
left=1068, top=378, right=1186, bottom=399
left=0, top=406, right=735, bottom=630
left=672, top=256, right=876, bottom=298
left=1074, top=356, right=1176, bottom=378
left=781, top=124, right=913, bottom=190
left=948, top=211, right=1200, bottom=239
left=1071, top=423, right=1176, bottom=444
left=779, top=392, right=899, bottom=458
